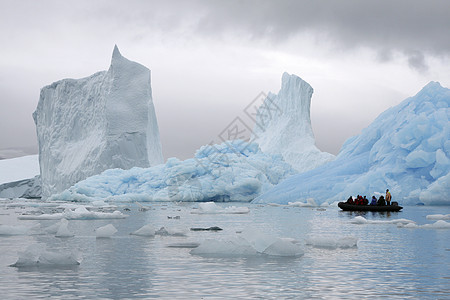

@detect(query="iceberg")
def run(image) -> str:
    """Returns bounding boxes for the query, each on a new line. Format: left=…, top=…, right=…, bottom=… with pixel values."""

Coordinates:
left=33, top=46, right=163, bottom=199
left=252, top=73, right=335, bottom=172
left=49, top=140, right=295, bottom=202
left=254, top=82, right=450, bottom=205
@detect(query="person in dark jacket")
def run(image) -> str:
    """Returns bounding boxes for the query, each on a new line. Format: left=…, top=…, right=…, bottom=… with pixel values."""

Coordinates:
left=377, top=195, right=386, bottom=206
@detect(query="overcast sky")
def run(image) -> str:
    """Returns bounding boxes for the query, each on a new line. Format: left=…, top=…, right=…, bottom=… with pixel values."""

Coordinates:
left=1, top=0, right=449, bottom=159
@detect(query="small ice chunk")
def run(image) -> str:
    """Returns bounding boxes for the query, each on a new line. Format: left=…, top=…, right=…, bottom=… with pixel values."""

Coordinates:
left=422, top=220, right=450, bottom=229
left=351, top=216, right=414, bottom=225
left=190, top=237, right=258, bottom=257
left=191, top=228, right=303, bottom=257
left=154, top=226, right=186, bottom=236
left=10, top=245, right=81, bottom=267
left=131, top=224, right=156, bottom=237
left=426, top=214, right=450, bottom=220
left=95, top=224, right=117, bottom=238
left=55, top=218, right=74, bottom=237
left=44, top=222, right=61, bottom=234
left=351, top=216, right=368, bottom=224
left=262, top=239, right=304, bottom=257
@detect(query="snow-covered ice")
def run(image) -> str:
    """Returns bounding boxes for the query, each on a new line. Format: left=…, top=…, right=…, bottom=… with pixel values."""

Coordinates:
left=50, top=140, right=294, bottom=202
left=0, top=155, right=39, bottom=185
left=33, top=46, right=163, bottom=198
left=252, top=72, right=335, bottom=172
left=255, top=81, right=450, bottom=205
left=0, top=155, right=41, bottom=198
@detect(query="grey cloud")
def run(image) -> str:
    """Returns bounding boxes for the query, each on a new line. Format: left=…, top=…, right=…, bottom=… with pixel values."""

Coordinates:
left=406, top=50, right=428, bottom=72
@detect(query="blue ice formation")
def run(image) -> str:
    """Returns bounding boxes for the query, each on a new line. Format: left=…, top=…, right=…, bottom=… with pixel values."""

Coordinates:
left=50, top=141, right=295, bottom=202
left=254, top=82, right=450, bottom=206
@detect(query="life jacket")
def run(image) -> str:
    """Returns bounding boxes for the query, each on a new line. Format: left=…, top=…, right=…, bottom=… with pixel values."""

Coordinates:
left=386, top=192, right=392, bottom=201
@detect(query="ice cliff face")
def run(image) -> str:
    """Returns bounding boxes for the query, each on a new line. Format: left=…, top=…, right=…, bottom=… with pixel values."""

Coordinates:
left=254, top=81, right=450, bottom=205
left=33, top=46, right=163, bottom=198
left=252, top=72, right=335, bottom=172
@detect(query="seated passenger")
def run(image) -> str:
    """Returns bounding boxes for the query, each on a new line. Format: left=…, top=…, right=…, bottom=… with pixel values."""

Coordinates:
left=355, top=195, right=362, bottom=205
left=347, top=196, right=354, bottom=204
left=363, top=196, right=368, bottom=205
left=377, top=195, right=386, bottom=206
left=370, top=196, right=377, bottom=205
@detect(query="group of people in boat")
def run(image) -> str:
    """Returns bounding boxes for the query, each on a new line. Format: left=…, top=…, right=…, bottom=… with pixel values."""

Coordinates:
left=346, top=189, right=393, bottom=206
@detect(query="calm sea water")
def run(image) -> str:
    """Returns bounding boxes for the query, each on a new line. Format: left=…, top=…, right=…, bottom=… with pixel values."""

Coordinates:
left=0, top=200, right=449, bottom=299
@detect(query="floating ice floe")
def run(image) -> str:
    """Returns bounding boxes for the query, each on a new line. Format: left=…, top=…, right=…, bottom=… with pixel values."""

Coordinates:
left=191, top=228, right=303, bottom=257
left=398, top=220, right=450, bottom=229
left=18, top=206, right=127, bottom=220
left=426, top=214, right=450, bottom=220
left=351, top=216, right=415, bottom=225
left=155, top=226, right=187, bottom=236
left=55, top=218, right=74, bottom=237
left=10, top=244, right=81, bottom=267
left=0, top=223, right=41, bottom=235
left=95, top=224, right=118, bottom=238
left=305, top=236, right=358, bottom=249
left=130, top=224, right=156, bottom=237
left=191, top=202, right=250, bottom=214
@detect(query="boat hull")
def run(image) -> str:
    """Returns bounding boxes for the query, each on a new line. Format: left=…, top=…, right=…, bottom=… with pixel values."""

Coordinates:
left=338, top=202, right=403, bottom=212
